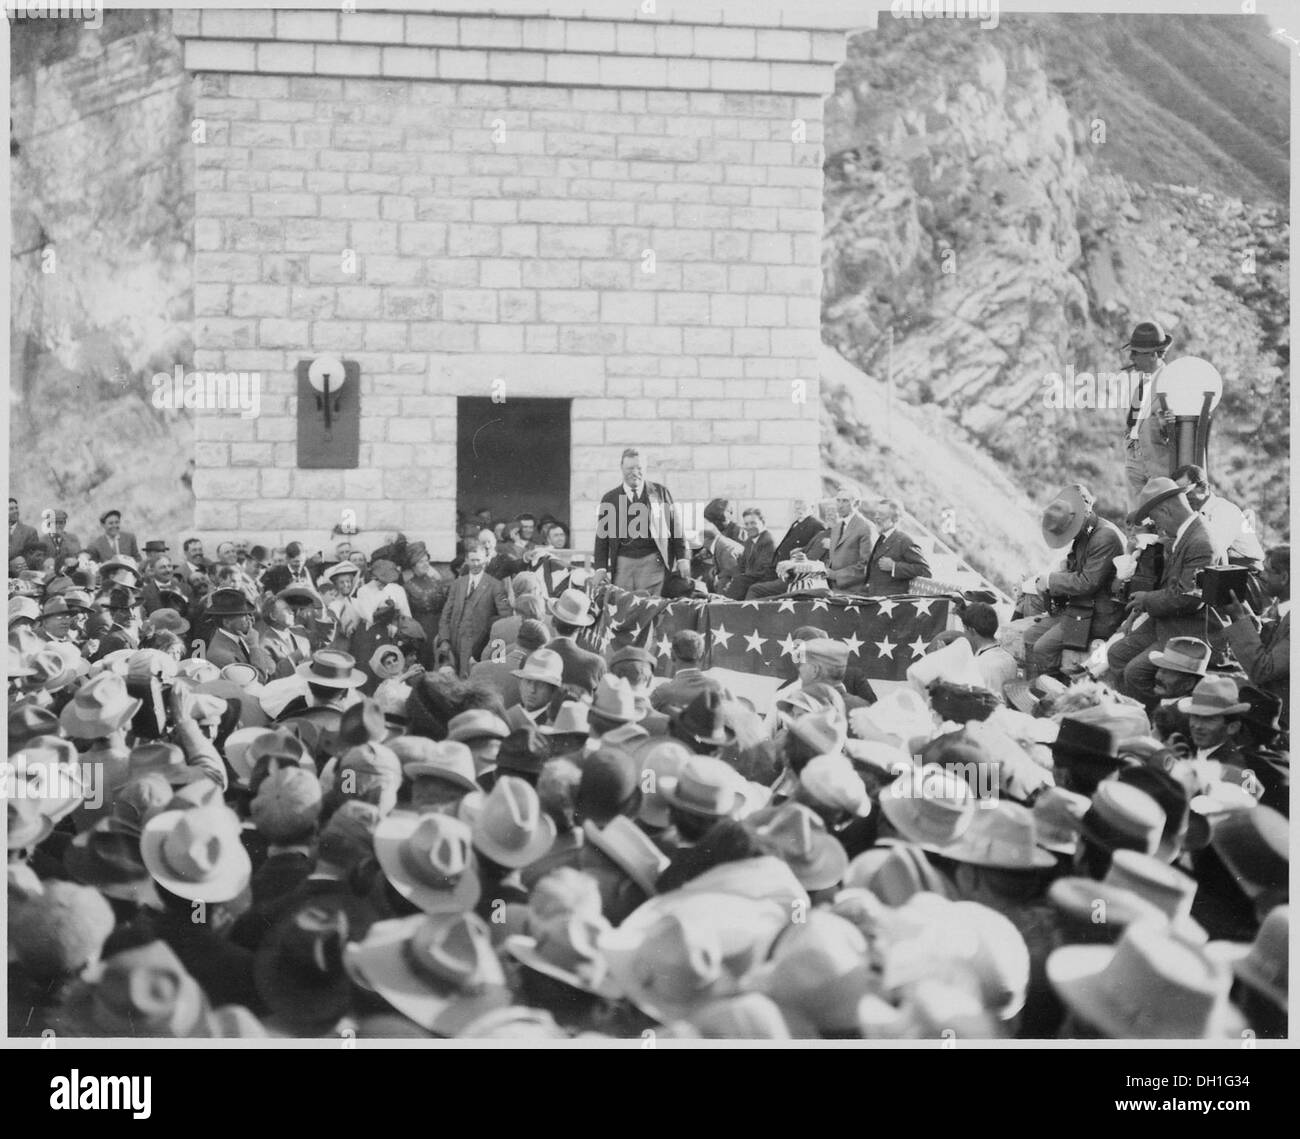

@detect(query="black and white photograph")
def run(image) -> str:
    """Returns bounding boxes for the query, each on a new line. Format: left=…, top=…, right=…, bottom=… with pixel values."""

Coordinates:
left=5, top=0, right=1292, bottom=1053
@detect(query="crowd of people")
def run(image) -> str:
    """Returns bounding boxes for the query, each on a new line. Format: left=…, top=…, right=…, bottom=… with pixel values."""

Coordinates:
left=5, top=367, right=1291, bottom=1039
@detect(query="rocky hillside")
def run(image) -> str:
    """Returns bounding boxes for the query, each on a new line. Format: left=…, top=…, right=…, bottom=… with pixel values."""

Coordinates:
left=821, top=12, right=1290, bottom=575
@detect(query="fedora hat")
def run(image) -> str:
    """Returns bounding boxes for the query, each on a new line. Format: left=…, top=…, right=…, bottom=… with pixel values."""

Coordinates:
left=128, top=742, right=209, bottom=787
left=609, top=645, right=656, bottom=670
left=398, top=738, right=479, bottom=793
left=1121, top=320, right=1173, bottom=353
left=1177, top=675, right=1249, bottom=717
left=582, top=816, right=670, bottom=897
left=140, top=806, right=251, bottom=903
left=496, top=727, right=551, bottom=779
left=669, top=690, right=735, bottom=748
left=223, top=726, right=292, bottom=790
left=65, top=941, right=213, bottom=1038
left=64, top=817, right=157, bottom=905
left=31, top=645, right=89, bottom=693
left=879, top=764, right=976, bottom=851
left=782, top=708, right=848, bottom=759
left=747, top=802, right=849, bottom=891
left=374, top=811, right=481, bottom=915
left=1080, top=782, right=1165, bottom=857
left=338, top=696, right=388, bottom=747
left=59, top=672, right=143, bottom=739
left=447, top=708, right=510, bottom=744
left=61, top=589, right=94, bottom=614
left=1104, top=850, right=1206, bottom=943
left=1148, top=636, right=1211, bottom=677
left=347, top=911, right=511, bottom=1036
left=144, top=539, right=169, bottom=554
left=1041, top=485, right=1091, bottom=550
left=1032, top=787, right=1091, bottom=855
left=1048, top=921, right=1243, bottom=1039
left=940, top=800, right=1056, bottom=871
left=1129, top=477, right=1188, bottom=525
left=660, top=755, right=745, bottom=819
left=798, top=753, right=872, bottom=819
left=296, top=649, right=366, bottom=689
left=471, top=775, right=557, bottom=868
left=1047, top=876, right=1168, bottom=944
left=1051, top=716, right=1122, bottom=776
left=504, top=914, right=621, bottom=999
left=511, top=647, right=564, bottom=688
left=1207, top=905, right=1288, bottom=1014
left=1209, top=806, right=1287, bottom=896
left=547, top=588, right=594, bottom=627
left=10, top=736, right=85, bottom=823
left=636, top=739, right=692, bottom=829
left=540, top=700, right=590, bottom=739
left=144, top=607, right=190, bottom=636
left=590, top=674, right=640, bottom=725
left=205, top=587, right=255, bottom=618
left=254, top=897, right=369, bottom=1030
left=8, top=703, right=59, bottom=748
left=40, top=595, right=71, bottom=619
left=1237, top=685, right=1283, bottom=739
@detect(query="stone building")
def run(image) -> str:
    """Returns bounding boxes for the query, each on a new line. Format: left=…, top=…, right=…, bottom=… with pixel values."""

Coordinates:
left=177, top=3, right=868, bottom=560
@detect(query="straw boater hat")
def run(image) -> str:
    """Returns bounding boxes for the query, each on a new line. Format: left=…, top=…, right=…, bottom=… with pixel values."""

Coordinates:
left=1040, top=485, right=1092, bottom=550
left=296, top=649, right=366, bottom=689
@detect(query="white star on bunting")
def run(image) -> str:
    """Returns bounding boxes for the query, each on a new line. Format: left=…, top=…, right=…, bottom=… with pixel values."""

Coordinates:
left=911, top=598, right=936, bottom=616
left=777, top=634, right=799, bottom=659
left=741, top=599, right=760, bottom=610
left=810, top=597, right=829, bottom=611
left=841, top=632, right=864, bottom=657
left=608, top=618, right=624, bottom=632
left=655, top=634, right=672, bottom=658
left=777, top=597, right=797, bottom=614
left=844, top=602, right=861, bottom=614
left=744, top=630, right=767, bottom=654
left=876, top=599, right=898, bottom=617
left=874, top=636, right=897, bottom=660
left=711, top=624, right=733, bottom=650
left=907, top=636, right=929, bottom=659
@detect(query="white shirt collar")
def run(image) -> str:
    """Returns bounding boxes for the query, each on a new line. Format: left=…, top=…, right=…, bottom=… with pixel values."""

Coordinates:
left=623, top=483, right=643, bottom=499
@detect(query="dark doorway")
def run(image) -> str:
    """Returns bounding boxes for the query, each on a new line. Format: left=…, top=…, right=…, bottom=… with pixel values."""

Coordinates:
left=456, top=397, right=571, bottom=535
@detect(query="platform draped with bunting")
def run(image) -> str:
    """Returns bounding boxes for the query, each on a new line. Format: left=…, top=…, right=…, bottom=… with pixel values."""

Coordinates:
left=578, top=587, right=956, bottom=683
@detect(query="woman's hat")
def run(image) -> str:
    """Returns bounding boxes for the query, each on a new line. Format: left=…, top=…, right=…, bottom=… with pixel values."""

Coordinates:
left=374, top=811, right=481, bottom=915
left=547, top=588, right=594, bottom=627
left=1047, top=920, right=1243, bottom=1039
left=58, top=672, right=143, bottom=739
left=140, top=806, right=252, bottom=903
left=296, top=649, right=366, bottom=689
left=1040, top=485, right=1091, bottom=550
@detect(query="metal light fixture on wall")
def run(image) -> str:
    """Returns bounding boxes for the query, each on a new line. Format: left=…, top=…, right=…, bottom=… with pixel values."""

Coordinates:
left=1154, top=356, right=1223, bottom=471
left=296, top=354, right=360, bottom=469
left=307, top=353, right=347, bottom=431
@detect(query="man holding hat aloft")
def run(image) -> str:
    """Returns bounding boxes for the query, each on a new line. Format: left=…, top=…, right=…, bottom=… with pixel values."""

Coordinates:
left=1105, top=476, right=1219, bottom=706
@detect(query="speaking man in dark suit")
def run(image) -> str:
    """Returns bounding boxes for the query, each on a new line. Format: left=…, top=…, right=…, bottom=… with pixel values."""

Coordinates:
left=744, top=497, right=829, bottom=601
left=825, top=486, right=878, bottom=594
left=1107, top=477, right=1220, bottom=706
left=863, top=498, right=931, bottom=596
left=86, top=509, right=141, bottom=564
left=592, top=448, right=689, bottom=596
left=8, top=499, right=39, bottom=564
left=436, top=542, right=511, bottom=678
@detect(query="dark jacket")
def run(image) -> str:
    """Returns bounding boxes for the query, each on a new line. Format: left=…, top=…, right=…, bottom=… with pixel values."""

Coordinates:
left=546, top=636, right=606, bottom=697
left=774, top=515, right=829, bottom=563
left=1046, top=515, right=1126, bottom=637
left=864, top=526, right=932, bottom=596
left=593, top=481, right=686, bottom=572
left=1143, top=518, right=1219, bottom=641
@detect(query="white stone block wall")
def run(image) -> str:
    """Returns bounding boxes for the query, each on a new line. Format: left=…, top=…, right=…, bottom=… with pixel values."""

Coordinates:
left=178, top=8, right=861, bottom=560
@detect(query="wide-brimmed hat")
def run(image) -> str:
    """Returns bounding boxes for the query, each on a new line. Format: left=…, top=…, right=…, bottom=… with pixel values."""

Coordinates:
left=58, top=672, right=143, bottom=739
left=1207, top=905, right=1288, bottom=1014
left=1129, top=477, right=1188, bottom=525
left=1209, top=806, right=1287, bottom=896
left=747, top=802, right=849, bottom=891
left=99, top=557, right=142, bottom=585
left=1103, top=850, right=1205, bottom=943
left=798, top=753, right=872, bottom=819
left=140, top=806, right=251, bottom=903
left=64, top=941, right=214, bottom=1038
left=540, top=700, right=590, bottom=739
left=1047, top=876, right=1167, bottom=944
left=296, top=649, right=366, bottom=689
left=145, top=607, right=190, bottom=636
left=582, top=815, right=669, bottom=896
left=30, top=644, right=89, bottom=693
left=254, top=896, right=372, bottom=1031
left=1148, top=636, right=1211, bottom=677
left=1047, top=920, right=1243, bottom=1039
left=398, top=738, right=479, bottom=793
left=504, top=914, right=621, bottom=999
left=447, top=708, right=510, bottom=744
left=64, top=817, right=157, bottom=905
left=635, top=739, right=692, bottom=829
left=374, top=812, right=481, bottom=915
left=277, top=583, right=322, bottom=607
left=9, top=595, right=41, bottom=625
left=471, top=775, right=557, bottom=868
left=205, top=587, right=255, bottom=618
left=8, top=703, right=59, bottom=748
left=1032, top=787, right=1091, bottom=855
left=1176, top=675, right=1249, bottom=717
left=782, top=708, right=848, bottom=758
left=1121, top=320, right=1173, bottom=353
left=1040, top=486, right=1091, bottom=549
left=349, top=912, right=512, bottom=1036
left=547, top=588, right=594, bottom=627
left=660, top=756, right=745, bottom=820
left=62, top=589, right=95, bottom=614
left=127, top=742, right=209, bottom=787
left=338, top=696, right=388, bottom=747
left=939, top=800, right=1056, bottom=871
left=511, top=647, right=564, bottom=688
left=879, top=764, right=976, bottom=851
left=495, top=727, right=551, bottom=779
left=669, top=690, right=735, bottom=748
left=1079, top=782, right=1165, bottom=857
left=589, top=673, right=640, bottom=725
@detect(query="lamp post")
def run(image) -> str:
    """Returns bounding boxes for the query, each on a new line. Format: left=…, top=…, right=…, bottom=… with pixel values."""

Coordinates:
left=1153, top=356, right=1223, bottom=469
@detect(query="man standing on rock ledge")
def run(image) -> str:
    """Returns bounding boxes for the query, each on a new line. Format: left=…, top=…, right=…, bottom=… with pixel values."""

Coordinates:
left=1122, top=320, right=1178, bottom=510
left=592, top=448, right=689, bottom=596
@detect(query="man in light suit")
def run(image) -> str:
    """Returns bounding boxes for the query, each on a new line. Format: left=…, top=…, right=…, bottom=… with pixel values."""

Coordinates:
left=863, top=498, right=931, bottom=596
left=825, top=487, right=878, bottom=594
left=436, top=543, right=511, bottom=678
left=86, top=509, right=141, bottom=564
left=1106, top=478, right=1220, bottom=706
left=723, top=508, right=778, bottom=600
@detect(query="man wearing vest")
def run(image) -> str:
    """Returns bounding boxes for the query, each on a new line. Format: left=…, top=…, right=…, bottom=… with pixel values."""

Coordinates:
left=592, top=448, right=689, bottom=596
